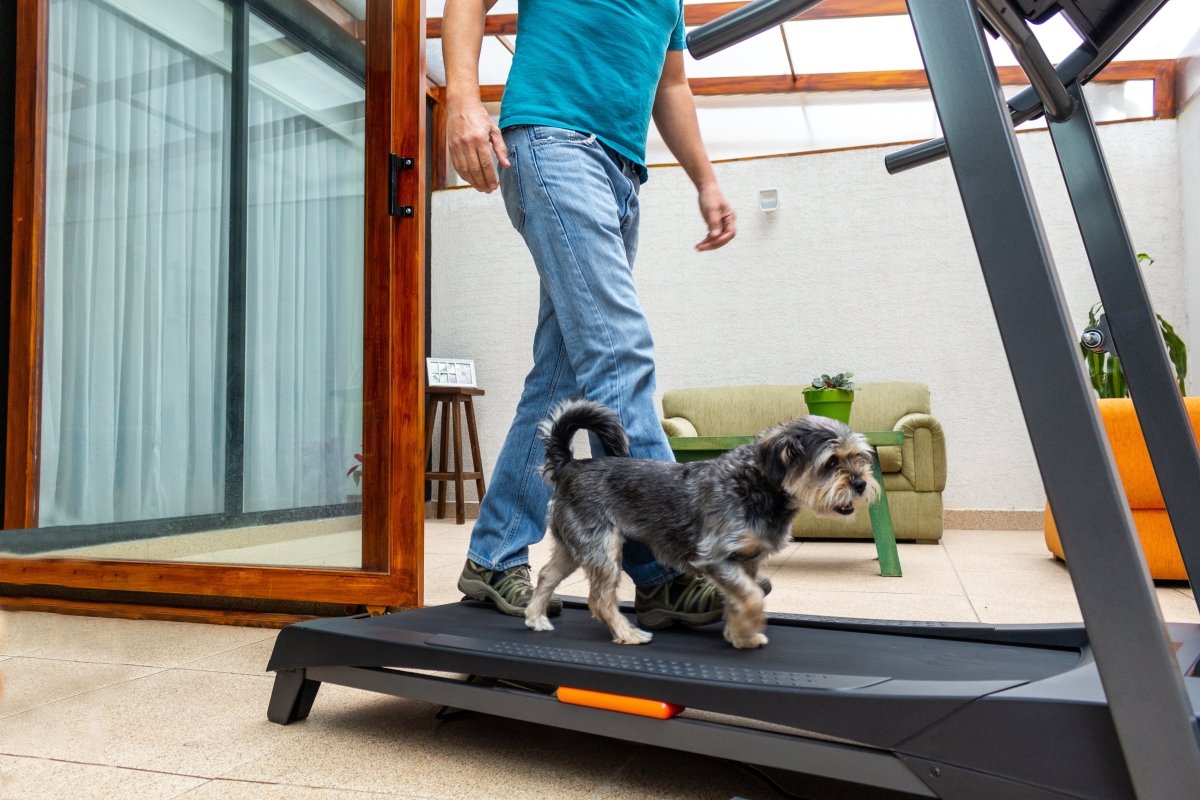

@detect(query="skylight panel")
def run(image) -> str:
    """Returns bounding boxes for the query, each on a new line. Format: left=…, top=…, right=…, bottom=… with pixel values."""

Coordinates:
left=781, top=17, right=924, bottom=74
left=478, top=36, right=514, bottom=85
left=683, top=25, right=791, bottom=78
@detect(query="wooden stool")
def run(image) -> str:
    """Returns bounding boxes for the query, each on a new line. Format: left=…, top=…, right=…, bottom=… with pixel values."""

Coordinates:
left=424, top=386, right=486, bottom=524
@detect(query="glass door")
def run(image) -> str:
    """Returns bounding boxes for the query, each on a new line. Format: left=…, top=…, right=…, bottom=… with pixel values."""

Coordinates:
left=2, top=0, right=425, bottom=615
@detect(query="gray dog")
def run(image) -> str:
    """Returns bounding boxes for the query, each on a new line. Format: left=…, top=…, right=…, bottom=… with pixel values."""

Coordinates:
left=525, top=399, right=880, bottom=649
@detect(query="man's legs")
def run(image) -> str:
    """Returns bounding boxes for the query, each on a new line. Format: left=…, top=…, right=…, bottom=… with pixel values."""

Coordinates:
left=467, top=125, right=674, bottom=579
left=507, top=127, right=678, bottom=585
left=464, top=125, right=735, bottom=623
left=466, top=283, right=577, bottom=574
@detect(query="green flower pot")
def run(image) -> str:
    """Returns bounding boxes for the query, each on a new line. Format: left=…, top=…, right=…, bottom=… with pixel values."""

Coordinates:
left=803, top=388, right=854, bottom=424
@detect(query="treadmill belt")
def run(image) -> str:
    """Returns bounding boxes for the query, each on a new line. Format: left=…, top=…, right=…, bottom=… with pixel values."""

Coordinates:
left=427, top=633, right=889, bottom=689
left=277, top=600, right=1082, bottom=683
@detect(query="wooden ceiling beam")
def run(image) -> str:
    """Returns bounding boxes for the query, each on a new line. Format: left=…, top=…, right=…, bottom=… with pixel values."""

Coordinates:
left=476, top=59, right=1175, bottom=114
left=427, top=14, right=517, bottom=39
left=426, top=0, right=910, bottom=39
left=683, top=0, right=909, bottom=26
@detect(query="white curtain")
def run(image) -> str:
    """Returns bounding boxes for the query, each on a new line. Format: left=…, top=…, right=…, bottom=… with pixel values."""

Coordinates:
left=42, top=0, right=230, bottom=526
left=242, top=53, right=365, bottom=512
left=40, top=0, right=365, bottom=526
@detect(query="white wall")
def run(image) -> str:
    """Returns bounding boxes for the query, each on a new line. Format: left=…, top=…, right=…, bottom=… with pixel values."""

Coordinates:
left=1181, top=32, right=1200, bottom=384
left=431, top=120, right=1186, bottom=512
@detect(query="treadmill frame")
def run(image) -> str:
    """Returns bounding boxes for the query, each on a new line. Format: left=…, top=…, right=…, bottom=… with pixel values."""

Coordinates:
left=266, top=1, right=1200, bottom=797
left=906, top=0, right=1200, bottom=795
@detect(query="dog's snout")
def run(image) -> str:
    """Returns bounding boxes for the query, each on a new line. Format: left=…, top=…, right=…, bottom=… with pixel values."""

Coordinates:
left=851, top=477, right=867, bottom=494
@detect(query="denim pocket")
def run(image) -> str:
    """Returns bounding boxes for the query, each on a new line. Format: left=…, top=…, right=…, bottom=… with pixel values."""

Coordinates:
left=499, top=146, right=525, bottom=233
left=530, top=125, right=597, bottom=146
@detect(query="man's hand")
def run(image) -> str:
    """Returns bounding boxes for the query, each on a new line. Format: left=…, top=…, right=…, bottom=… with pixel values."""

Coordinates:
left=696, top=183, right=736, bottom=251
left=448, top=99, right=509, bottom=193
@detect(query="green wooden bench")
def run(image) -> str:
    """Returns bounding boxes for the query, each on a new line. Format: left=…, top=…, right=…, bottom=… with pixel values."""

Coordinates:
left=668, top=431, right=904, bottom=577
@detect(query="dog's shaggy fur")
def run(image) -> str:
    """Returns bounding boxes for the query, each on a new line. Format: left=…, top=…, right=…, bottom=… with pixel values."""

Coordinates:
left=525, top=399, right=879, bottom=648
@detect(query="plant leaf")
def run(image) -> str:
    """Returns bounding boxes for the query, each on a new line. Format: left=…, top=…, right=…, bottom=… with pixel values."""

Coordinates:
left=1112, top=355, right=1127, bottom=398
left=1082, top=345, right=1102, bottom=395
left=1157, top=314, right=1187, bottom=394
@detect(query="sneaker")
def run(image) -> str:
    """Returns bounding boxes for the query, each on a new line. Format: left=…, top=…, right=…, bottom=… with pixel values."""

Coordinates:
left=457, top=560, right=562, bottom=618
left=634, top=574, right=773, bottom=630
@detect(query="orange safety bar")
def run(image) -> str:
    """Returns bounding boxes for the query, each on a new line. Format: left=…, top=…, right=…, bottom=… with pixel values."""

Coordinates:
left=556, top=686, right=685, bottom=719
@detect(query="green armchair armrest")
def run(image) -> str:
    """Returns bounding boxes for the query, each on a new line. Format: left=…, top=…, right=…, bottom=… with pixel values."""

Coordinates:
left=896, top=412, right=947, bottom=492
left=661, top=417, right=699, bottom=438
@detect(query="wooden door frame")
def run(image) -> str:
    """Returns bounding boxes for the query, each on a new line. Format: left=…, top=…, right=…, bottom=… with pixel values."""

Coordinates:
left=0, top=0, right=426, bottom=615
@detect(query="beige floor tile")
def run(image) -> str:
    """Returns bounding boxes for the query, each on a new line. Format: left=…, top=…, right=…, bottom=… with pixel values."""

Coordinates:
left=777, top=541, right=963, bottom=596
left=424, top=533, right=475, bottom=557
left=187, top=531, right=362, bottom=568
left=0, top=668, right=289, bottom=776
left=947, top=551, right=1067, bottom=574
left=292, top=550, right=364, bottom=568
left=954, top=555, right=1197, bottom=620
left=940, top=529, right=1049, bottom=555
left=969, top=595, right=1084, bottom=625
left=764, top=586, right=979, bottom=623
left=423, top=549, right=465, bottom=571
left=173, top=779, right=408, bottom=799
left=0, top=657, right=160, bottom=719
left=0, top=754, right=205, bottom=800
left=955, top=567, right=1082, bottom=624
left=0, top=612, right=60, bottom=657
left=1, top=612, right=274, bottom=667
left=764, top=541, right=803, bottom=567
left=591, top=746, right=783, bottom=800
left=180, top=636, right=279, bottom=677
left=1156, top=589, right=1200, bottom=623
left=423, top=563, right=470, bottom=607
left=226, top=695, right=634, bottom=799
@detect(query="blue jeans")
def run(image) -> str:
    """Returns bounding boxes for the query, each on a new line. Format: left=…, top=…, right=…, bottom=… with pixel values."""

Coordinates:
left=466, top=124, right=677, bottom=587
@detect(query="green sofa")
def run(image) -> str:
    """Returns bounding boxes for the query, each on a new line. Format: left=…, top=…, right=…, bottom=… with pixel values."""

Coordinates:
left=660, top=382, right=946, bottom=541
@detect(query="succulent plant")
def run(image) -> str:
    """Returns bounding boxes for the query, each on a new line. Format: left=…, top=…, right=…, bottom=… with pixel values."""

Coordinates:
left=809, top=372, right=859, bottom=391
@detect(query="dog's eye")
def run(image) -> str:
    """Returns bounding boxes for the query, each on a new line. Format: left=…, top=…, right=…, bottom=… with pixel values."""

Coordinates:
left=825, top=458, right=839, bottom=471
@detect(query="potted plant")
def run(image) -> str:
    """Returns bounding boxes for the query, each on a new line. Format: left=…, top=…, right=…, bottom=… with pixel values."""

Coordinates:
left=803, top=372, right=858, bottom=424
left=1080, top=253, right=1187, bottom=398
left=347, top=449, right=363, bottom=503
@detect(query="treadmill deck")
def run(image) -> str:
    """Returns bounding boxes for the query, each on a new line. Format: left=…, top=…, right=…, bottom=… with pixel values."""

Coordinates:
left=269, top=599, right=1086, bottom=748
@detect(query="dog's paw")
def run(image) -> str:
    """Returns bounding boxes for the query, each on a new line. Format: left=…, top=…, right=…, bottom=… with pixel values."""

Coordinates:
left=525, top=615, right=555, bottom=632
left=724, top=626, right=769, bottom=649
left=614, top=627, right=653, bottom=645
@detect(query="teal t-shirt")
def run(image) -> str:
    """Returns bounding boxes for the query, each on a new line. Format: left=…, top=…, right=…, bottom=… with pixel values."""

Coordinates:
left=499, top=0, right=686, bottom=182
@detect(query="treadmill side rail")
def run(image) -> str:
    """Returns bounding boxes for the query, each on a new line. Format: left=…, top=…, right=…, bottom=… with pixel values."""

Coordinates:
left=905, top=0, right=1200, bottom=795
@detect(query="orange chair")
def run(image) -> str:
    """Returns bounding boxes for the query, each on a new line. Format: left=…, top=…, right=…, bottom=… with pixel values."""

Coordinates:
left=1045, top=396, right=1200, bottom=581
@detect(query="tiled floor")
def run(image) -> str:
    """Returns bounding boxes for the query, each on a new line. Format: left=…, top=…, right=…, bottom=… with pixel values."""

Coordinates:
left=1, top=522, right=1195, bottom=799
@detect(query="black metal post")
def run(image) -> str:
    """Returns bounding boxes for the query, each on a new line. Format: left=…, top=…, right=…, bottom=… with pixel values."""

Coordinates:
left=905, top=0, right=1200, bottom=796
left=225, top=0, right=249, bottom=517
left=1048, top=82, right=1200, bottom=604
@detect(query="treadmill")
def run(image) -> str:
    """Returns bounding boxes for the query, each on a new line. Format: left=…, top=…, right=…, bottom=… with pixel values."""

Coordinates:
left=266, top=2, right=1200, bottom=797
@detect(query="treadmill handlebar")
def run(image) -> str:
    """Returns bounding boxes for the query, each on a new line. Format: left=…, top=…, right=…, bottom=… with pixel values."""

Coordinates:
left=977, top=0, right=1075, bottom=122
left=885, top=98, right=1041, bottom=174
left=885, top=40, right=1098, bottom=175
left=885, top=137, right=950, bottom=175
left=687, top=0, right=824, bottom=60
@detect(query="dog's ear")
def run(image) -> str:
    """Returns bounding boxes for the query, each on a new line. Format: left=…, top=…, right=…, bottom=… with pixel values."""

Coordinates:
left=795, top=419, right=839, bottom=464
left=758, top=427, right=804, bottom=486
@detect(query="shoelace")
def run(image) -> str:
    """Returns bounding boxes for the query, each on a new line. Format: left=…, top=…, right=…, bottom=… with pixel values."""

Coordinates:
left=670, top=577, right=720, bottom=611
left=493, top=565, right=532, bottom=601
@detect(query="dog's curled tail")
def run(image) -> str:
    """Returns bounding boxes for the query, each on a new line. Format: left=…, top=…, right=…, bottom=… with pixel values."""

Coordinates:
left=539, top=399, right=630, bottom=483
